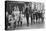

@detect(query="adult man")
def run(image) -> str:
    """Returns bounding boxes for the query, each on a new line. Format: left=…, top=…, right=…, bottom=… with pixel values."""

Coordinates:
left=29, top=7, right=33, bottom=24
left=24, top=7, right=29, bottom=26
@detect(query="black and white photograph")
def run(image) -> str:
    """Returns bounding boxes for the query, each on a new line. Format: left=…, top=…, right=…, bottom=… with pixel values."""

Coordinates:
left=5, top=1, right=45, bottom=31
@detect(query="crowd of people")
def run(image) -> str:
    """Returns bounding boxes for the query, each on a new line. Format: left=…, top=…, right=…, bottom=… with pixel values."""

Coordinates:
left=5, top=3, right=44, bottom=30
left=5, top=6, right=22, bottom=30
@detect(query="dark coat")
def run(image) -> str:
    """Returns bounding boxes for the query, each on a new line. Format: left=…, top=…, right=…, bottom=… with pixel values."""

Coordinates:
left=29, top=8, right=33, bottom=15
left=24, top=8, right=29, bottom=16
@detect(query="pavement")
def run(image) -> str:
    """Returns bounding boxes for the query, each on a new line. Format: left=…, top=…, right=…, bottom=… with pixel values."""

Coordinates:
left=15, top=22, right=45, bottom=30
left=7, top=17, right=45, bottom=30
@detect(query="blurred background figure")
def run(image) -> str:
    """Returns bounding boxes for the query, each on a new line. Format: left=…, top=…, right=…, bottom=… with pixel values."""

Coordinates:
left=5, top=11, right=9, bottom=30
left=24, top=4, right=30, bottom=26
left=29, top=7, right=33, bottom=24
